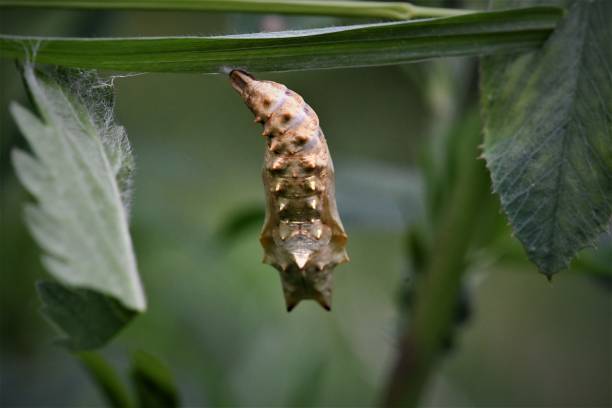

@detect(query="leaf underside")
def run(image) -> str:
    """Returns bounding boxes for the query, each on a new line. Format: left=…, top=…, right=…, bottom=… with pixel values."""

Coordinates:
left=37, top=281, right=136, bottom=350
left=11, top=65, right=145, bottom=310
left=0, top=7, right=561, bottom=73
left=481, top=0, right=612, bottom=275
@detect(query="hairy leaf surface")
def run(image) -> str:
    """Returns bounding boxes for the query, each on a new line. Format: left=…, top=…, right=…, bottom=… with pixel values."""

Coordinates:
left=11, top=66, right=145, bottom=310
left=0, top=7, right=560, bottom=73
left=481, top=0, right=612, bottom=275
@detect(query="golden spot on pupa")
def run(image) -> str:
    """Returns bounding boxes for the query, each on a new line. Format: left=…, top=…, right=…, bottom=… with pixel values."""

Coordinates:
left=292, top=251, right=310, bottom=269
left=279, top=199, right=288, bottom=211
left=279, top=228, right=289, bottom=241
left=306, top=180, right=316, bottom=191
left=307, top=197, right=317, bottom=210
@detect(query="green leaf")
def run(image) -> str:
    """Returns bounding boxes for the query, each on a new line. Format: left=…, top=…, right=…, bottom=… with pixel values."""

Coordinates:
left=481, top=0, right=612, bottom=276
left=131, top=351, right=179, bottom=408
left=0, top=7, right=561, bottom=73
left=78, top=352, right=134, bottom=408
left=0, top=0, right=471, bottom=20
left=11, top=65, right=145, bottom=310
left=37, top=280, right=136, bottom=350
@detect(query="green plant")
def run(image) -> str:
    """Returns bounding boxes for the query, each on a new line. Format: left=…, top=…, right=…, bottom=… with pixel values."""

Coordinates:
left=1, top=1, right=610, bottom=407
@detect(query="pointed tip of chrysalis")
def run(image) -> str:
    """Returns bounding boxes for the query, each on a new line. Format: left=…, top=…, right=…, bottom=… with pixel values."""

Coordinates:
left=317, top=300, right=331, bottom=312
left=229, top=69, right=256, bottom=95
left=316, top=292, right=332, bottom=312
left=284, top=293, right=300, bottom=312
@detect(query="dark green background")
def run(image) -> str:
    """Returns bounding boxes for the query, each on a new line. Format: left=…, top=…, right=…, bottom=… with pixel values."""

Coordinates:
left=1, top=2, right=610, bottom=406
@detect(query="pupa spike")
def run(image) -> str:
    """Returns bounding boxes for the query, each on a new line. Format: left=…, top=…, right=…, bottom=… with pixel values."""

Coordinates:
left=284, top=293, right=300, bottom=312
left=302, top=156, right=317, bottom=169
left=271, top=158, right=286, bottom=171
left=315, top=293, right=332, bottom=311
left=306, top=179, right=316, bottom=191
left=270, top=139, right=282, bottom=153
left=294, top=133, right=309, bottom=144
left=293, top=251, right=310, bottom=269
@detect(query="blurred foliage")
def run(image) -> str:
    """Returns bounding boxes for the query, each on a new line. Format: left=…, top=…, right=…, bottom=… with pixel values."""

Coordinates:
left=79, top=352, right=133, bottom=408
left=131, top=351, right=179, bottom=408
left=78, top=350, right=179, bottom=408
left=0, top=1, right=610, bottom=407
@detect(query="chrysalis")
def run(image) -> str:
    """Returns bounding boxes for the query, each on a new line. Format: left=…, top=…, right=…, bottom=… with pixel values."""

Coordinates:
left=229, top=70, right=349, bottom=312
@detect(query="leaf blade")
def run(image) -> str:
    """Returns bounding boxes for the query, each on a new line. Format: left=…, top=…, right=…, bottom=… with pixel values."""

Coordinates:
left=481, top=0, right=612, bottom=275
left=37, top=280, right=136, bottom=350
left=11, top=66, right=146, bottom=310
left=0, top=7, right=561, bottom=73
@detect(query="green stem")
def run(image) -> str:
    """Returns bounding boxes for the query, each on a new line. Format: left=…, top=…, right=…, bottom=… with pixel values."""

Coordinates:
left=382, top=118, right=489, bottom=407
left=408, top=4, right=470, bottom=19
left=78, top=352, right=134, bottom=408
left=0, top=0, right=473, bottom=20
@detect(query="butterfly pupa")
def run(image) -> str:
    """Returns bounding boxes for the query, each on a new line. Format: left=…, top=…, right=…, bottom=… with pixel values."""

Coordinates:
left=229, top=70, right=349, bottom=312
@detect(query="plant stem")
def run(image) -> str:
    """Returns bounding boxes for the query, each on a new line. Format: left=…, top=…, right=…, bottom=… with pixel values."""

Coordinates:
left=78, top=352, right=134, bottom=408
left=0, top=0, right=473, bottom=20
left=382, top=118, right=489, bottom=407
